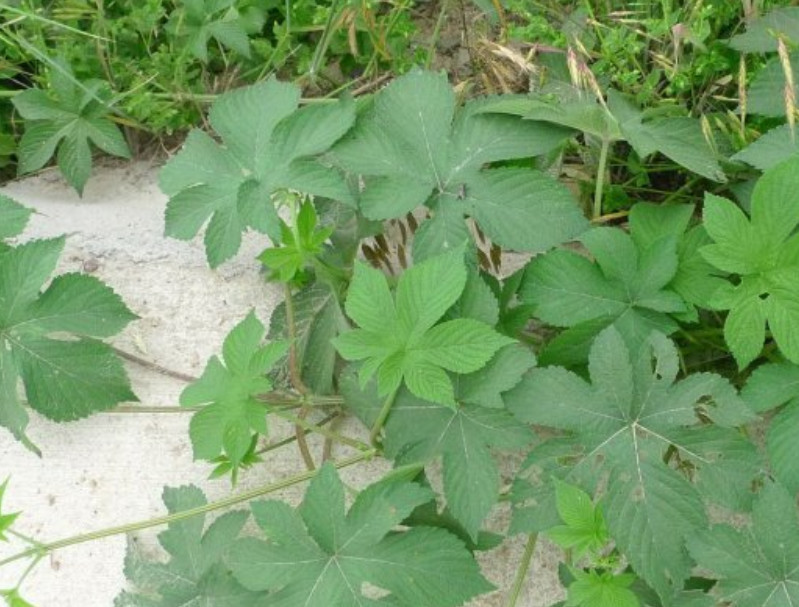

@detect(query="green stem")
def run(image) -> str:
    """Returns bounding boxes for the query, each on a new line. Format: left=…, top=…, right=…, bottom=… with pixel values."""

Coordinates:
left=505, top=533, right=538, bottom=607
left=369, top=388, right=398, bottom=447
left=283, top=283, right=316, bottom=471
left=593, top=138, right=611, bottom=219
left=271, top=409, right=370, bottom=452
left=425, top=0, right=449, bottom=69
left=0, top=450, right=375, bottom=569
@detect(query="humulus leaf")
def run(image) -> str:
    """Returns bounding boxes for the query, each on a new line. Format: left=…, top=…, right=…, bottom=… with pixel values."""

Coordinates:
left=160, top=79, right=355, bottom=267
left=522, top=204, right=694, bottom=362
left=229, top=463, right=493, bottom=606
left=0, top=195, right=32, bottom=240
left=700, top=157, right=799, bottom=368
left=0, top=237, right=136, bottom=450
left=506, top=327, right=756, bottom=601
left=382, top=387, right=533, bottom=540
left=181, top=312, right=287, bottom=468
left=115, top=485, right=266, bottom=606
left=742, top=361, right=799, bottom=493
left=689, top=483, right=799, bottom=607
left=333, top=249, right=514, bottom=406
left=332, top=70, right=587, bottom=260
left=12, top=66, right=130, bottom=194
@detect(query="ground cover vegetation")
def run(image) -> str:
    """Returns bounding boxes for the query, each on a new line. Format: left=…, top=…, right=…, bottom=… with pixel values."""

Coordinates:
left=2, top=1, right=799, bottom=605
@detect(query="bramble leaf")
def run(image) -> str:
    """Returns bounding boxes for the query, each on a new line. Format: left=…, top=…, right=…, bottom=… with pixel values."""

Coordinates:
left=333, top=249, right=514, bottom=406
left=160, top=79, right=354, bottom=267
left=522, top=204, right=693, bottom=362
left=229, top=463, right=493, bottom=606
left=700, top=157, right=799, bottom=368
left=0, top=237, right=137, bottom=450
left=506, top=327, right=756, bottom=600
left=688, top=483, right=799, bottom=607
left=180, top=311, right=287, bottom=468
left=332, top=70, right=586, bottom=260
left=12, top=65, right=130, bottom=194
left=115, top=485, right=266, bottom=606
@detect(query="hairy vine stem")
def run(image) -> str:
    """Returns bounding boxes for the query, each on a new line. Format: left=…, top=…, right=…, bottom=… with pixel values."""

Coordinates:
left=283, top=283, right=317, bottom=471
left=369, top=388, right=399, bottom=448
left=504, top=533, right=538, bottom=607
left=593, top=137, right=611, bottom=219
left=0, top=450, right=375, bottom=570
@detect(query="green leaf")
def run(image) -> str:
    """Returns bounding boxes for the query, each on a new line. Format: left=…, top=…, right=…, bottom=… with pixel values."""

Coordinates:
left=381, top=387, right=533, bottom=539
left=181, top=312, right=287, bottom=468
left=729, top=7, right=799, bottom=52
left=166, top=0, right=252, bottom=62
left=267, top=282, right=346, bottom=395
left=229, top=463, right=493, bottom=606
left=258, top=200, right=334, bottom=283
left=700, top=158, right=799, bottom=367
left=160, top=79, right=354, bottom=267
left=733, top=124, right=799, bottom=171
left=547, top=480, right=609, bottom=559
left=742, top=362, right=799, bottom=493
left=456, top=343, right=537, bottom=408
left=522, top=207, right=691, bottom=360
left=688, top=483, right=799, bottom=607
left=607, top=91, right=725, bottom=182
left=332, top=70, right=586, bottom=259
left=115, top=485, right=266, bottom=606
left=506, top=328, right=755, bottom=600
left=0, top=589, right=36, bottom=607
left=0, top=479, right=19, bottom=542
left=746, top=51, right=799, bottom=117
left=12, top=65, right=129, bottom=194
left=566, top=570, right=640, bottom=607
left=333, top=249, right=514, bottom=406
left=0, top=195, right=32, bottom=240
left=0, top=238, right=136, bottom=449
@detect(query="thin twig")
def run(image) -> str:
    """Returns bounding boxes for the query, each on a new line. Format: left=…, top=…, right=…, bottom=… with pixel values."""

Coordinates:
left=111, top=346, right=197, bottom=383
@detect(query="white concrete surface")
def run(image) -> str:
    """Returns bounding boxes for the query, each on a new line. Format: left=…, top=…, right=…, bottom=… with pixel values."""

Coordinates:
left=0, top=161, right=563, bottom=606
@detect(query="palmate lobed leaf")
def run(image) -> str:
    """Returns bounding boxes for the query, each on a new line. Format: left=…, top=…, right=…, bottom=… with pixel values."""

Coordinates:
left=700, top=157, right=799, bottom=368
left=333, top=248, right=514, bottom=406
left=229, top=463, right=493, bottom=606
left=522, top=203, right=696, bottom=364
left=160, top=78, right=355, bottom=267
left=167, top=0, right=252, bottom=63
left=12, top=67, right=130, bottom=195
left=742, top=362, right=799, bottom=493
left=115, top=485, right=266, bottom=606
left=505, top=327, right=757, bottom=602
left=0, top=235, right=137, bottom=451
left=180, top=311, right=287, bottom=468
left=688, top=482, right=799, bottom=607
left=332, top=70, right=587, bottom=261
